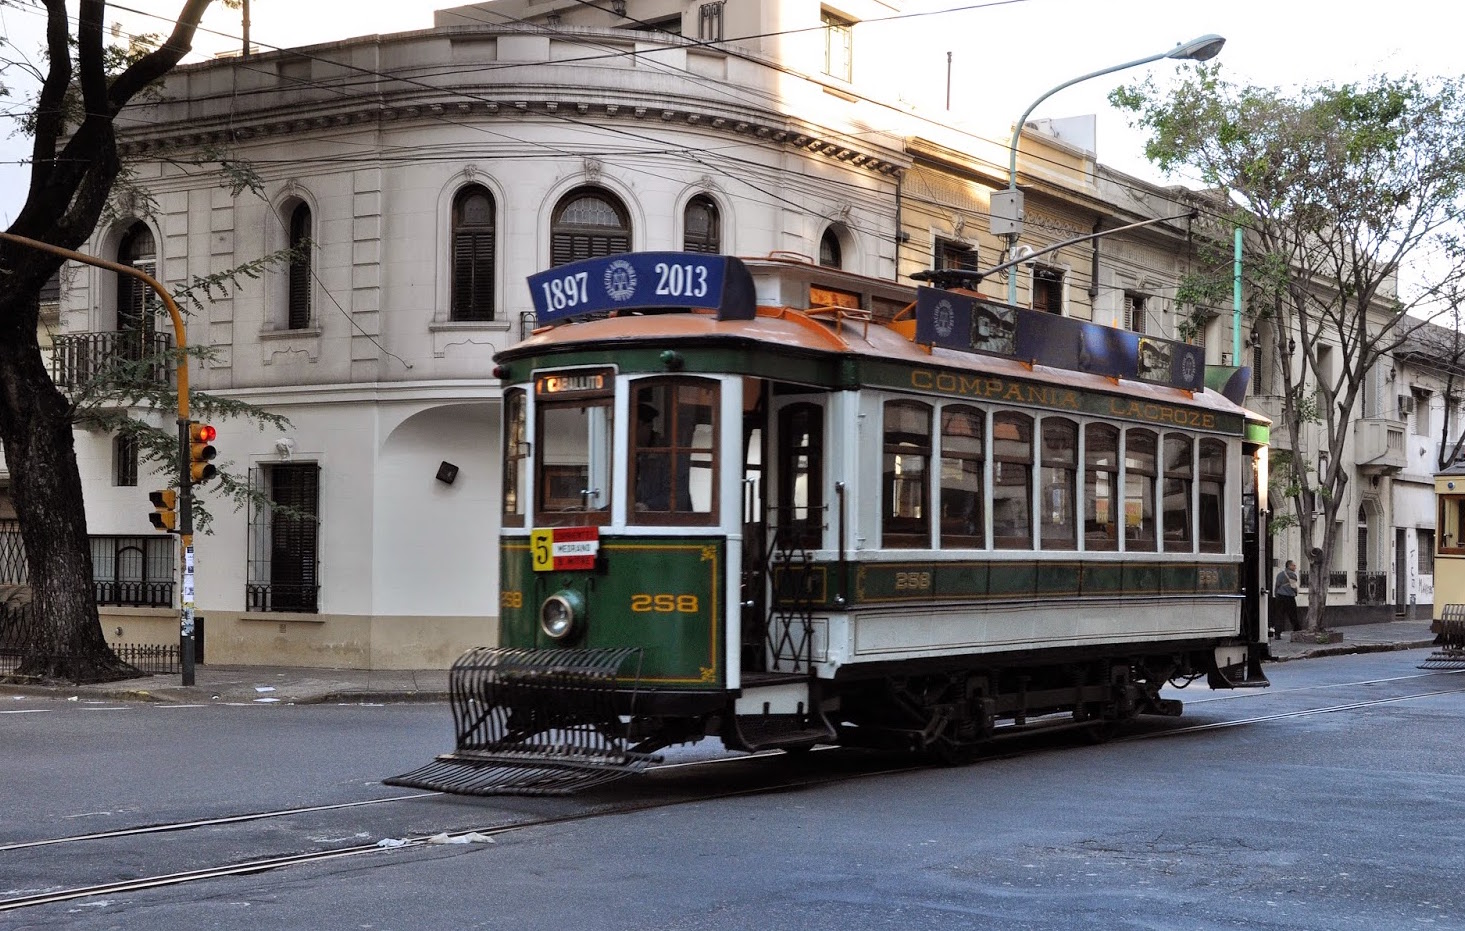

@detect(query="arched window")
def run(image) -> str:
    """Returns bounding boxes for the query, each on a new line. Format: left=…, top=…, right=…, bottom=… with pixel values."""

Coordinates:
left=551, top=187, right=630, bottom=267
left=286, top=202, right=312, bottom=330
left=116, top=222, right=156, bottom=351
left=451, top=186, right=496, bottom=321
left=683, top=195, right=721, bottom=254
left=819, top=228, right=842, bottom=268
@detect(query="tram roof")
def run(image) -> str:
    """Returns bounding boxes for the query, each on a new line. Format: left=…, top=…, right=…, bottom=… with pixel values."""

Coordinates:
left=505, top=304, right=1257, bottom=432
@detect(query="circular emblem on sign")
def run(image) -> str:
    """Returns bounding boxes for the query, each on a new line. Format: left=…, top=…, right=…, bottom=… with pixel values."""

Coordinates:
left=603, top=260, right=638, bottom=303
left=933, top=299, right=955, bottom=339
left=1181, top=350, right=1198, bottom=384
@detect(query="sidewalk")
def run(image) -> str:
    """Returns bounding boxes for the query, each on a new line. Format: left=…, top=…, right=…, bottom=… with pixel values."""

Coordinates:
left=0, top=663, right=451, bottom=706
left=0, top=619, right=1440, bottom=706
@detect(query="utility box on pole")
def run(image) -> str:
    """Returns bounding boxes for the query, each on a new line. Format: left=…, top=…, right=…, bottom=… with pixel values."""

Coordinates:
left=989, top=190, right=1025, bottom=237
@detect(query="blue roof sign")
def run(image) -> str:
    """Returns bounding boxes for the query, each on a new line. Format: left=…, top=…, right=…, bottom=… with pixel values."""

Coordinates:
left=527, top=252, right=756, bottom=325
left=914, top=287, right=1206, bottom=392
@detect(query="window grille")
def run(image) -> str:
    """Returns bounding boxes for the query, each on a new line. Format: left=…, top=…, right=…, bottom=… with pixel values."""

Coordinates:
left=246, top=463, right=320, bottom=613
left=697, top=1, right=723, bottom=40
left=451, top=186, right=496, bottom=321
left=287, top=202, right=312, bottom=329
left=551, top=188, right=631, bottom=268
left=113, top=433, right=138, bottom=487
left=91, top=535, right=174, bottom=606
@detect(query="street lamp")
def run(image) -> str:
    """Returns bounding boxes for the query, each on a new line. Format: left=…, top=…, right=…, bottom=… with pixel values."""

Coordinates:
left=994, top=33, right=1225, bottom=306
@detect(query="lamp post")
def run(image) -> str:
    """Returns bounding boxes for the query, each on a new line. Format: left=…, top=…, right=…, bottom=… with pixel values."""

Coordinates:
left=994, top=33, right=1225, bottom=306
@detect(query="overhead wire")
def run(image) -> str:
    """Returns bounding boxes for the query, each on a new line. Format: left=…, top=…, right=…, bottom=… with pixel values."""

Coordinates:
left=7, top=0, right=1233, bottom=246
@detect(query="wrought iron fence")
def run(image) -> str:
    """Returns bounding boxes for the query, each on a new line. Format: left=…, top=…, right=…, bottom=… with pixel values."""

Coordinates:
left=1299, top=570, right=1350, bottom=590
left=1, top=602, right=181, bottom=677
left=50, top=331, right=173, bottom=388
left=0, top=524, right=175, bottom=607
left=1357, top=571, right=1389, bottom=606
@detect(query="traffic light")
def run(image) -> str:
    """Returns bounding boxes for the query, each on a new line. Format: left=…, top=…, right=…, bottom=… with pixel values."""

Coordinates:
left=188, top=422, right=218, bottom=484
left=149, top=489, right=178, bottom=532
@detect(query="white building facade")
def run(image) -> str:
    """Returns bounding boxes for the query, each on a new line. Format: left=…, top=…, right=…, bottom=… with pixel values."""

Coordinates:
left=57, top=0, right=909, bottom=667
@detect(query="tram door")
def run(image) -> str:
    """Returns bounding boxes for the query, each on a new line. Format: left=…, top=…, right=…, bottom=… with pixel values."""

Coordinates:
left=1242, top=444, right=1267, bottom=640
left=740, top=379, right=769, bottom=672
left=740, top=381, right=827, bottom=673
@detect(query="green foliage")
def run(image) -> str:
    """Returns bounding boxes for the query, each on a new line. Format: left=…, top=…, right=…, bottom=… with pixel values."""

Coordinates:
left=62, top=248, right=309, bottom=532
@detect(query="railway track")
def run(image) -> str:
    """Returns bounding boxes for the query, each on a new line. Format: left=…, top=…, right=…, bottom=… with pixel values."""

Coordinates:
left=6, top=668, right=1464, bottom=914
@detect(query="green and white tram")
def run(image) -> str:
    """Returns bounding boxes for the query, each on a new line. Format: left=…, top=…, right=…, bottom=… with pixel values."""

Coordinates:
left=391, top=251, right=1272, bottom=796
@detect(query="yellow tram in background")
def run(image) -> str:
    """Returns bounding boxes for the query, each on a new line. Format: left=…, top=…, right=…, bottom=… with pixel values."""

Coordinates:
left=1428, top=462, right=1465, bottom=665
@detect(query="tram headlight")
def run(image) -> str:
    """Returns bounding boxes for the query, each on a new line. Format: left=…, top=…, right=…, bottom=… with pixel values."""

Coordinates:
left=540, top=590, right=586, bottom=641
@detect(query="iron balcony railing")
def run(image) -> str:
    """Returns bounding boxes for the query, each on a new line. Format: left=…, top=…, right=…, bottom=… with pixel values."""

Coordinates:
left=51, top=331, right=173, bottom=389
left=246, top=583, right=319, bottom=613
left=1300, top=570, right=1350, bottom=590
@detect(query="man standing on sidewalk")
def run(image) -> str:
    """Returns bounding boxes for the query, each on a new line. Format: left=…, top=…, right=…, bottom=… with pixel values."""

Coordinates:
left=1273, top=560, right=1300, bottom=638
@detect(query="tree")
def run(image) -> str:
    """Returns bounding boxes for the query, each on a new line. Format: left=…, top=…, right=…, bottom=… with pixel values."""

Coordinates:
left=0, top=0, right=224, bottom=682
left=1114, top=67, right=1465, bottom=631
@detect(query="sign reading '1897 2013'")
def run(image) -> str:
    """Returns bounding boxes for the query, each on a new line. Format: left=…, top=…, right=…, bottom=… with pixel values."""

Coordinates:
left=527, top=252, right=757, bottom=325
left=913, top=287, right=1205, bottom=392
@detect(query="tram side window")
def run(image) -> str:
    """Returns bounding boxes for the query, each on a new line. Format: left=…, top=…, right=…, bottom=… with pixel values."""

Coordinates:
left=1125, top=429, right=1158, bottom=551
left=1040, top=417, right=1078, bottom=550
left=1198, top=439, right=1226, bottom=553
left=1163, top=434, right=1194, bottom=551
left=631, top=378, right=719, bottom=524
left=1440, top=493, right=1465, bottom=555
left=940, top=405, right=985, bottom=548
left=502, top=388, right=528, bottom=527
left=536, top=400, right=613, bottom=526
left=1084, top=423, right=1119, bottom=551
left=992, top=411, right=1034, bottom=549
left=883, top=401, right=932, bottom=548
left=778, top=403, right=824, bottom=548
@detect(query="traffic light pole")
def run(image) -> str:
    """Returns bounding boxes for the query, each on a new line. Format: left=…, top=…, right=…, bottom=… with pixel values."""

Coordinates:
left=0, top=231, right=199, bottom=685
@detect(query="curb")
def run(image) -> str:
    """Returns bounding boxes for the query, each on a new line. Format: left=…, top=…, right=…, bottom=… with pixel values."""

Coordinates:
left=1267, top=639, right=1436, bottom=663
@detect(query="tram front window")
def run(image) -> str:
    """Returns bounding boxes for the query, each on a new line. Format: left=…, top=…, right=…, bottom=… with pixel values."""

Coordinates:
left=536, top=401, right=613, bottom=526
left=631, top=378, right=719, bottom=524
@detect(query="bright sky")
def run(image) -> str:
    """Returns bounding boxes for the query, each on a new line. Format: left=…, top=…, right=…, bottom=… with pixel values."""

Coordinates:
left=1, top=0, right=1460, bottom=229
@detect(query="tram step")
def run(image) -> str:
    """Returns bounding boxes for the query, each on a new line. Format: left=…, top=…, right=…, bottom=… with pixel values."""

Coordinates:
left=725, top=712, right=837, bottom=753
left=1418, top=650, right=1465, bottom=671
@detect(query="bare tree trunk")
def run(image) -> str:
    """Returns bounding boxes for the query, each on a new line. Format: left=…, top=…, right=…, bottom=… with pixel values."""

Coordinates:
left=0, top=293, right=130, bottom=682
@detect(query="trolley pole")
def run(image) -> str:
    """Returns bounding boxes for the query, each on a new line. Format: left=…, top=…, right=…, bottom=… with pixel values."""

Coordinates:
left=0, top=231, right=198, bottom=685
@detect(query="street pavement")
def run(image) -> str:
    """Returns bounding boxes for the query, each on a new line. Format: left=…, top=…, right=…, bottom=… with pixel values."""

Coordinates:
left=0, top=618, right=1439, bottom=706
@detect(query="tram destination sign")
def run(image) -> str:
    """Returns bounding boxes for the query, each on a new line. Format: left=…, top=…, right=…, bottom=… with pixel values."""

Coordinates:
left=913, top=287, right=1205, bottom=392
left=527, top=252, right=757, bottom=325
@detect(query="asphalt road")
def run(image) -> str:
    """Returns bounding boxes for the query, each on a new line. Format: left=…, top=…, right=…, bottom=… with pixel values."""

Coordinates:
left=4, top=649, right=1465, bottom=930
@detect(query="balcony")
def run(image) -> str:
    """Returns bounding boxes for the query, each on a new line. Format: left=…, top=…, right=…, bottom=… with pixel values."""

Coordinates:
left=1353, top=417, right=1406, bottom=474
left=51, top=331, right=173, bottom=390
